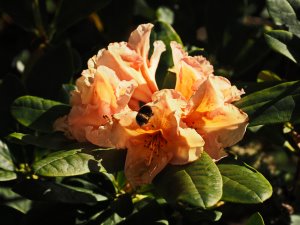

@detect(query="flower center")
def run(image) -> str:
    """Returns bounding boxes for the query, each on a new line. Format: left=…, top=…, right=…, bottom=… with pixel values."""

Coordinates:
left=143, top=133, right=167, bottom=166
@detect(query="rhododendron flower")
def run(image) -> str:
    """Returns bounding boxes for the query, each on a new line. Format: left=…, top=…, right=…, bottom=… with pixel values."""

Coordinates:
left=114, top=89, right=204, bottom=186
left=170, top=42, right=248, bottom=160
left=54, top=65, right=137, bottom=146
left=88, top=23, right=166, bottom=110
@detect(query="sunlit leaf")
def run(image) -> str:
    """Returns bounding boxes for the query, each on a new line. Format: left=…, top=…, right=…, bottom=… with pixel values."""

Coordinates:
left=218, top=161, right=272, bottom=204
left=32, top=149, right=97, bottom=177
left=246, top=212, right=265, bottom=225
left=154, top=152, right=222, bottom=209
left=11, top=95, right=70, bottom=132
left=0, top=140, right=15, bottom=171
left=0, top=169, right=17, bottom=181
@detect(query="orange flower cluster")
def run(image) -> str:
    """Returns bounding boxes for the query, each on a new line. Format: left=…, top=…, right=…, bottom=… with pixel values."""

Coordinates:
left=54, top=24, right=248, bottom=186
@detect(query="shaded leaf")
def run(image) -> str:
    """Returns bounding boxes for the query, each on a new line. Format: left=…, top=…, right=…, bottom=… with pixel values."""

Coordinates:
left=218, top=162, right=272, bottom=204
left=246, top=212, right=265, bottom=225
left=154, top=152, right=222, bottom=209
left=151, top=21, right=182, bottom=89
left=235, top=81, right=300, bottom=126
left=11, top=95, right=70, bottom=132
left=0, top=0, right=36, bottom=32
left=0, top=140, right=15, bottom=171
left=0, top=205, right=24, bottom=225
left=51, top=0, right=111, bottom=37
left=264, top=30, right=300, bottom=63
left=0, top=169, right=17, bottom=181
left=111, top=193, right=133, bottom=218
left=32, top=149, right=97, bottom=177
left=13, top=179, right=107, bottom=203
left=24, top=42, right=74, bottom=100
left=7, top=132, right=73, bottom=150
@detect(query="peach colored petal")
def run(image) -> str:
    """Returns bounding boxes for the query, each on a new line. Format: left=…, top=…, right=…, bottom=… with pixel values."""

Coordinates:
left=54, top=66, right=137, bottom=145
left=170, top=41, right=214, bottom=99
left=88, top=23, right=165, bottom=107
left=185, top=104, right=248, bottom=160
left=119, top=89, right=204, bottom=186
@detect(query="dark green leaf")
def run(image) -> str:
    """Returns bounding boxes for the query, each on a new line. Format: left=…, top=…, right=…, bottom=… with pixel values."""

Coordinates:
left=264, top=30, right=300, bottom=63
left=0, top=0, right=36, bottom=32
left=154, top=152, right=222, bottom=209
left=13, top=179, right=107, bottom=203
left=11, top=95, right=70, bottom=132
left=181, top=208, right=222, bottom=222
left=24, top=42, right=74, bottom=100
left=218, top=162, right=272, bottom=204
left=91, top=148, right=126, bottom=173
left=0, top=140, right=15, bottom=171
left=32, top=149, right=97, bottom=177
left=120, top=199, right=167, bottom=225
left=0, top=205, right=24, bottom=225
left=235, top=81, right=300, bottom=126
left=111, top=193, right=133, bottom=218
left=151, top=21, right=182, bottom=89
left=51, top=0, right=111, bottom=37
left=6, top=132, right=73, bottom=150
left=0, top=169, right=17, bottom=181
left=246, top=212, right=265, bottom=225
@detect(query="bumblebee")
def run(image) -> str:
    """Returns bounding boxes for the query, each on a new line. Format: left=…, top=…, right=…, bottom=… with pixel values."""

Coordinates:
left=136, top=105, right=154, bottom=126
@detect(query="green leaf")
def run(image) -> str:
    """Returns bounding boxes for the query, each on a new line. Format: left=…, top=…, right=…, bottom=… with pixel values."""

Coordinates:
left=156, top=7, right=174, bottom=25
left=0, top=0, right=36, bottom=32
left=51, top=0, right=111, bottom=37
left=246, top=212, right=265, bottom=225
left=0, top=140, right=15, bottom=171
left=32, top=149, right=97, bottom=177
left=111, top=193, right=133, bottom=218
left=154, top=152, right=222, bottom=209
left=0, top=169, right=17, bottom=181
left=264, top=30, right=300, bottom=63
left=151, top=21, right=182, bottom=89
left=13, top=179, right=107, bottom=203
left=6, top=132, right=73, bottom=150
left=181, top=208, right=222, bottom=222
left=235, top=81, right=300, bottom=126
left=218, top=162, right=272, bottom=204
left=266, top=0, right=300, bottom=36
left=11, top=95, right=70, bottom=132
left=291, top=214, right=300, bottom=225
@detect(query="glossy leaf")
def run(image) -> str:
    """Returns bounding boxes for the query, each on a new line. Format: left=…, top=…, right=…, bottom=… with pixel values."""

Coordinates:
left=218, top=163, right=272, bottom=204
left=154, top=152, right=222, bottom=209
left=235, top=81, right=300, bottom=126
left=13, top=179, right=107, bottom=203
left=32, top=149, right=97, bottom=177
left=51, top=0, right=111, bottom=36
left=246, top=212, right=265, bottom=225
left=151, top=21, right=182, bottom=89
left=264, top=30, right=300, bottom=63
left=0, top=140, right=15, bottom=171
left=0, top=169, right=17, bottom=181
left=11, top=95, right=70, bottom=132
